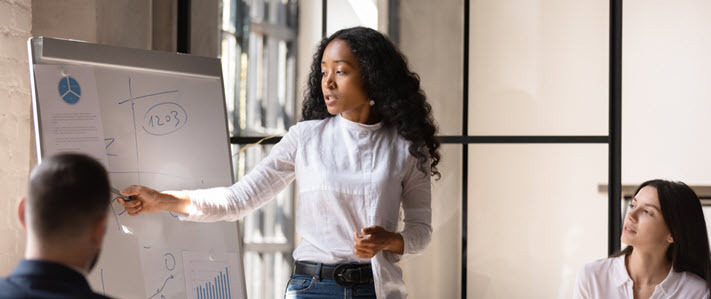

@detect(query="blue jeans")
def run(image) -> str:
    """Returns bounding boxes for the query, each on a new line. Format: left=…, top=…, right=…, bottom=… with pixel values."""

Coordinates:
left=283, top=274, right=376, bottom=299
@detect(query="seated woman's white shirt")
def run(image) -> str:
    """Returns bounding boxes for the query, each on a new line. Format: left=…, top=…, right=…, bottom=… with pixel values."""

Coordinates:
left=178, top=114, right=433, bottom=299
left=574, top=255, right=709, bottom=299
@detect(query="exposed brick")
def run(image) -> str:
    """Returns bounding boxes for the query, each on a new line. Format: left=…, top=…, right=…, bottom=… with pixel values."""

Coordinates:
left=0, top=0, right=31, bottom=276
left=0, top=3, right=14, bottom=28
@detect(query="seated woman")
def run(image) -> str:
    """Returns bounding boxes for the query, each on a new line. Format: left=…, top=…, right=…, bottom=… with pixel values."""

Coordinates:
left=574, top=179, right=711, bottom=299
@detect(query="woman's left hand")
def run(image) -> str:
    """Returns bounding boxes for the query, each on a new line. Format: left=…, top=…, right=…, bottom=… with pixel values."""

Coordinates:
left=353, top=225, right=404, bottom=258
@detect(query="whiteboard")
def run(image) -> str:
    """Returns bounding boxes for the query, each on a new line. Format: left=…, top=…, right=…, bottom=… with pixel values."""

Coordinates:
left=28, top=37, right=247, bottom=299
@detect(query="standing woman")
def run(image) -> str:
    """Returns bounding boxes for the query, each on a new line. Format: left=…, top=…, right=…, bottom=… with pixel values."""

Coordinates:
left=118, top=26, right=440, bottom=299
left=574, top=179, right=711, bottom=299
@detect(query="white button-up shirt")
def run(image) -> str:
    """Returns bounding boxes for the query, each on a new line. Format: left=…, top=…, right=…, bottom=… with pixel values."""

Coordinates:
left=180, top=114, right=433, bottom=298
left=574, top=255, right=709, bottom=299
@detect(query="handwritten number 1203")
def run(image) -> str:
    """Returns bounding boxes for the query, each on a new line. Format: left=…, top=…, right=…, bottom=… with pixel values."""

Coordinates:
left=142, top=102, right=187, bottom=136
left=148, top=111, right=180, bottom=127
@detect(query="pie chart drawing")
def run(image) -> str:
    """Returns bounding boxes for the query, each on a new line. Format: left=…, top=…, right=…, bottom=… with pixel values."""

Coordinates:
left=58, top=76, right=81, bottom=104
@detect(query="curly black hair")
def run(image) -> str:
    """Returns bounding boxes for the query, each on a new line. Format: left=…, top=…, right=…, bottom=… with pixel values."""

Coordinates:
left=301, top=26, right=440, bottom=179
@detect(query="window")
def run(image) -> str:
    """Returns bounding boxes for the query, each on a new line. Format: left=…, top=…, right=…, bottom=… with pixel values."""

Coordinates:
left=220, top=0, right=298, bottom=298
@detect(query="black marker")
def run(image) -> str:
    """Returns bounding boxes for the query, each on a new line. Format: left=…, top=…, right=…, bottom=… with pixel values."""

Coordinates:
left=111, top=187, right=132, bottom=201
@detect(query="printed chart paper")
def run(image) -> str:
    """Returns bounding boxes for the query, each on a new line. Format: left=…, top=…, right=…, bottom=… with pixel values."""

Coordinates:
left=34, top=64, right=108, bottom=166
left=183, top=251, right=240, bottom=299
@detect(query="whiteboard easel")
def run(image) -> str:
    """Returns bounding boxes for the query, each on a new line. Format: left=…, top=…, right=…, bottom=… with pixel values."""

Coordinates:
left=28, top=37, right=247, bottom=299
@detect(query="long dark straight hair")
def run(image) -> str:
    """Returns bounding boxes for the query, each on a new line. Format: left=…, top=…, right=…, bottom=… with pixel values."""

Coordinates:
left=612, top=179, right=711, bottom=294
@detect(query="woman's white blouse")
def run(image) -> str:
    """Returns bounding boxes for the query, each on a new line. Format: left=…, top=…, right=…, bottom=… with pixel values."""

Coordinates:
left=574, top=255, right=709, bottom=299
left=179, top=114, right=433, bottom=298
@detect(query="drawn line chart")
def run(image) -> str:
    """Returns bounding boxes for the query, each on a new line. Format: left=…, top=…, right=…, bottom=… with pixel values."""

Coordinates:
left=149, top=275, right=174, bottom=299
left=147, top=252, right=177, bottom=299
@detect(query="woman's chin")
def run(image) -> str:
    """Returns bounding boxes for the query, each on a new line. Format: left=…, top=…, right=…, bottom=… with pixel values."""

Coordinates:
left=326, top=107, right=339, bottom=115
left=620, top=235, right=634, bottom=246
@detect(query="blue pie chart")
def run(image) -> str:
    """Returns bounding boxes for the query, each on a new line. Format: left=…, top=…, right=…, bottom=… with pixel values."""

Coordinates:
left=58, top=76, right=81, bottom=104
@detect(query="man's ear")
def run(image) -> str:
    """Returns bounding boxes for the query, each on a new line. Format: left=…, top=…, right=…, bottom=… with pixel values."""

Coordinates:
left=17, top=197, right=27, bottom=230
left=667, top=234, right=674, bottom=244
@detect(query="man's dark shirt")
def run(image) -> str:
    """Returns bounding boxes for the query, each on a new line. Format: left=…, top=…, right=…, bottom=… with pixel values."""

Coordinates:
left=0, top=260, right=111, bottom=298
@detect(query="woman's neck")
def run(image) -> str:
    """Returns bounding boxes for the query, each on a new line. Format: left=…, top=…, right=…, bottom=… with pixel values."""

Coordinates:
left=341, top=108, right=380, bottom=125
left=626, top=247, right=671, bottom=286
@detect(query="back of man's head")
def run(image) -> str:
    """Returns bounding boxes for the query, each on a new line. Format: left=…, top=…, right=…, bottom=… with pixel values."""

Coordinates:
left=26, top=153, right=110, bottom=240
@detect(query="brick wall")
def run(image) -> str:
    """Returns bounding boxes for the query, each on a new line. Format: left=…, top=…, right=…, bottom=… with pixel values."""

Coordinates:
left=0, top=0, right=32, bottom=275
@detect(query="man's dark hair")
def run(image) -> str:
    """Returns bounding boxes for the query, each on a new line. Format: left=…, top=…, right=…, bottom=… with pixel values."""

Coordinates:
left=27, top=153, right=110, bottom=239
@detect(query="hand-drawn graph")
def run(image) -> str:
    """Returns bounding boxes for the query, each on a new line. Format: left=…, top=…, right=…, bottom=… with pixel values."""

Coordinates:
left=146, top=252, right=178, bottom=299
left=183, top=251, right=240, bottom=299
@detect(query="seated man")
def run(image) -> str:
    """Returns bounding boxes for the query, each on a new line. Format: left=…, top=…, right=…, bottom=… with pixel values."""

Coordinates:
left=0, top=153, right=112, bottom=298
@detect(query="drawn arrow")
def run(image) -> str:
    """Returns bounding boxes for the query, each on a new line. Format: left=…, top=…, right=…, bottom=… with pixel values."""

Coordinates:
left=148, top=275, right=174, bottom=299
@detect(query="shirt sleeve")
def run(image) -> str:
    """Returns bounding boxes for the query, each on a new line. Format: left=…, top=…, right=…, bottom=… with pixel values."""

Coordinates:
left=573, top=264, right=591, bottom=299
left=389, top=155, right=433, bottom=261
left=177, top=123, right=300, bottom=222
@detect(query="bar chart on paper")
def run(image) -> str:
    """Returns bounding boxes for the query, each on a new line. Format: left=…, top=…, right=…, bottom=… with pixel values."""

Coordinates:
left=195, top=267, right=231, bottom=299
left=183, top=251, right=241, bottom=299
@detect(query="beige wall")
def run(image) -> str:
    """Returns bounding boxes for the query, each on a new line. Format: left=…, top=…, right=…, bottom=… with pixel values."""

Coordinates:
left=31, top=0, right=217, bottom=57
left=469, top=0, right=608, bottom=136
left=96, top=0, right=152, bottom=50
left=32, top=0, right=152, bottom=49
left=468, top=145, right=607, bottom=299
left=31, top=0, right=96, bottom=42
left=0, top=0, right=32, bottom=276
left=399, top=0, right=464, bottom=136
left=191, top=0, right=219, bottom=58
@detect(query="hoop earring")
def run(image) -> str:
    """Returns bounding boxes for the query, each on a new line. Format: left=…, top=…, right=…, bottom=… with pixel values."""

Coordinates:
left=369, top=100, right=375, bottom=107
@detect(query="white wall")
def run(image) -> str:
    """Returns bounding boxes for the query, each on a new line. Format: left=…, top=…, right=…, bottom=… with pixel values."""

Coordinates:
left=622, top=0, right=711, bottom=185
left=0, top=0, right=32, bottom=276
left=622, top=1, right=711, bottom=275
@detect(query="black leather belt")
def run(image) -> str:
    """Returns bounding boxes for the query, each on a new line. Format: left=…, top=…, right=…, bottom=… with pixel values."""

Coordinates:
left=294, top=260, right=373, bottom=288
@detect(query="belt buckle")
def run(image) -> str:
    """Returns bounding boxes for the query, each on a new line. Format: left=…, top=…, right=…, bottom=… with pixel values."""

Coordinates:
left=333, top=263, right=358, bottom=288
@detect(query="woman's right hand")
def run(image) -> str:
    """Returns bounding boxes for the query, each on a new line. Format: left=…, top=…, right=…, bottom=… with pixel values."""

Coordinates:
left=118, top=185, right=170, bottom=216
